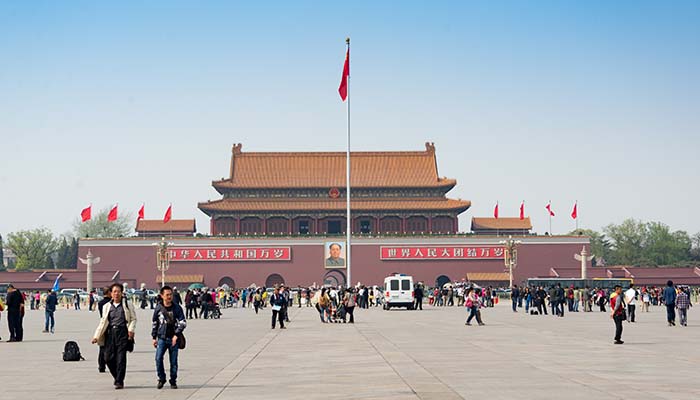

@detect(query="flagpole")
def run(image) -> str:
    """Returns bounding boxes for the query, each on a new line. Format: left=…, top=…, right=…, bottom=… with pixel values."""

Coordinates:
left=575, top=201, right=578, bottom=232
left=345, top=37, right=352, bottom=289
left=548, top=200, right=552, bottom=235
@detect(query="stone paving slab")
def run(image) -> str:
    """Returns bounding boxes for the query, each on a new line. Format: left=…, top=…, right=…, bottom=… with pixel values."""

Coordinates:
left=1, top=303, right=698, bottom=399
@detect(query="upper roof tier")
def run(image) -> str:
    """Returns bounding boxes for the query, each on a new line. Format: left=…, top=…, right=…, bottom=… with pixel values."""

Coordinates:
left=212, top=142, right=458, bottom=191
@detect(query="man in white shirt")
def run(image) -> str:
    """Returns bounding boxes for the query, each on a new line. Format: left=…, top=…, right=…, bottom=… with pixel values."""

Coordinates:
left=624, top=284, right=638, bottom=323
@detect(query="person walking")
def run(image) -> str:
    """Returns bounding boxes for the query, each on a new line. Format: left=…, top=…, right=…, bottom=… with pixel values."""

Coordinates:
left=152, top=285, right=187, bottom=389
left=663, top=280, right=677, bottom=326
left=269, top=287, right=286, bottom=329
left=676, top=288, right=691, bottom=327
left=343, top=287, right=356, bottom=323
left=279, top=285, right=290, bottom=323
left=91, top=283, right=137, bottom=390
left=88, top=290, right=96, bottom=311
left=5, top=284, right=24, bottom=342
left=625, top=284, right=638, bottom=323
left=610, top=285, right=626, bottom=344
left=97, top=287, right=112, bottom=373
left=511, top=285, right=520, bottom=313
left=43, top=290, right=58, bottom=333
left=465, top=288, right=484, bottom=326
left=253, top=289, right=262, bottom=314
left=318, top=288, right=331, bottom=323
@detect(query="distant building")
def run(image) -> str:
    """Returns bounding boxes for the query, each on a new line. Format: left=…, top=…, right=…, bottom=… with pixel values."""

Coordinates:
left=198, top=142, right=471, bottom=236
left=135, top=219, right=196, bottom=238
left=471, top=217, right=532, bottom=236
left=2, top=248, right=16, bottom=268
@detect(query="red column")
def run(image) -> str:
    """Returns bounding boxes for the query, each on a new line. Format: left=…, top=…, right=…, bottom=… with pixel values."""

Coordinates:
left=428, top=216, right=433, bottom=233
left=210, top=218, right=216, bottom=235
left=262, top=218, right=267, bottom=235
left=402, top=217, right=407, bottom=234
left=236, top=217, right=240, bottom=235
left=288, top=218, right=292, bottom=235
left=453, top=217, right=458, bottom=234
left=375, top=216, right=380, bottom=234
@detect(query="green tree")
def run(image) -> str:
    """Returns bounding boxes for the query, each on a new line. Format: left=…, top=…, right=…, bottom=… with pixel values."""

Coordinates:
left=68, top=237, right=79, bottom=269
left=55, top=237, right=70, bottom=268
left=6, top=228, right=59, bottom=271
left=603, top=219, right=646, bottom=265
left=72, top=206, right=134, bottom=238
left=691, top=233, right=700, bottom=261
left=642, top=222, right=691, bottom=265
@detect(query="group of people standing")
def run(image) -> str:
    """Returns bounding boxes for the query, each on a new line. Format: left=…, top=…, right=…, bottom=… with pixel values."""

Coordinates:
left=90, top=283, right=186, bottom=390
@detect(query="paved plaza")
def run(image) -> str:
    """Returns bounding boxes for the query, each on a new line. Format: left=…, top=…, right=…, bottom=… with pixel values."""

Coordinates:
left=2, top=303, right=698, bottom=399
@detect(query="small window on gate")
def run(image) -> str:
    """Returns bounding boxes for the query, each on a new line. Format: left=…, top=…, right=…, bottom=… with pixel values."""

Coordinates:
left=390, top=280, right=399, bottom=291
left=401, top=280, right=411, bottom=290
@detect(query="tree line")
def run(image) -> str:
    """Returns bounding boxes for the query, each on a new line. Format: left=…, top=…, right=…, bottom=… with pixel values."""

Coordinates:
left=573, top=219, right=700, bottom=267
left=1, top=207, right=133, bottom=271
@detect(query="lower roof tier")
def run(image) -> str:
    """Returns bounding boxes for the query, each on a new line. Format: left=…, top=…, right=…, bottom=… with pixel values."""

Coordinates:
left=198, top=197, right=471, bottom=216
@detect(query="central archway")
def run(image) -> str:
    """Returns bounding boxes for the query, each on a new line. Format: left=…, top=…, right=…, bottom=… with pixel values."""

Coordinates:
left=435, top=275, right=451, bottom=289
left=265, top=273, right=285, bottom=288
left=323, top=269, right=346, bottom=288
left=218, top=276, right=235, bottom=288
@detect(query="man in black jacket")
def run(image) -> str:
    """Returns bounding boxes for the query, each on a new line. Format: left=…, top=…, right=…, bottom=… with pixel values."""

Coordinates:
left=6, top=284, right=24, bottom=342
left=152, top=285, right=187, bottom=389
left=270, top=287, right=286, bottom=329
left=97, top=287, right=112, bottom=373
left=43, top=290, right=58, bottom=333
left=414, top=284, right=424, bottom=310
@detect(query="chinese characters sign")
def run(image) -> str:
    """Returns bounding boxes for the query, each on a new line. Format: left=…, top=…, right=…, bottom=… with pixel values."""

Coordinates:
left=380, top=246, right=504, bottom=260
left=170, top=247, right=291, bottom=262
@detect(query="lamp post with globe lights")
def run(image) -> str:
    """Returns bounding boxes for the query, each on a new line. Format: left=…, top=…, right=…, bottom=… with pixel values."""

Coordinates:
left=153, top=237, right=174, bottom=288
left=499, top=235, right=522, bottom=288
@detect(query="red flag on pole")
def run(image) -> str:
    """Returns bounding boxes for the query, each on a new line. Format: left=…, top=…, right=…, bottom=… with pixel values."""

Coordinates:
left=81, top=205, right=92, bottom=222
left=571, top=202, right=578, bottom=219
left=137, top=204, right=145, bottom=221
left=107, top=204, right=118, bottom=222
left=163, top=204, right=172, bottom=223
left=338, top=46, right=349, bottom=101
left=546, top=202, right=555, bottom=217
left=493, top=202, right=499, bottom=219
left=519, top=201, right=525, bottom=220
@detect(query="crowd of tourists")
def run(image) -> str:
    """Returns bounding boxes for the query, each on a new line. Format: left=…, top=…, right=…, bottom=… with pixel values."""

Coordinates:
left=0, top=277, right=697, bottom=390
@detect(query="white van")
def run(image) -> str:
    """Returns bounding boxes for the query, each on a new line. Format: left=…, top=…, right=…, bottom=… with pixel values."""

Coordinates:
left=383, top=274, right=414, bottom=310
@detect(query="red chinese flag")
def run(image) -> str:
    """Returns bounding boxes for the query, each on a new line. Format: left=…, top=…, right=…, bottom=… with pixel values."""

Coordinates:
left=338, top=48, right=349, bottom=101
left=107, top=204, right=118, bottom=222
left=493, top=203, right=499, bottom=219
left=137, top=204, right=145, bottom=221
left=81, top=205, right=92, bottom=222
left=571, top=202, right=578, bottom=219
left=519, top=202, right=525, bottom=220
left=546, top=202, right=555, bottom=217
left=163, top=204, right=172, bottom=223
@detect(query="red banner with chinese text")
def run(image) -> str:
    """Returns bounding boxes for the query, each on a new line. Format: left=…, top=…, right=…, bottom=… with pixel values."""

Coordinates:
left=380, top=246, right=504, bottom=260
left=170, top=247, right=291, bottom=262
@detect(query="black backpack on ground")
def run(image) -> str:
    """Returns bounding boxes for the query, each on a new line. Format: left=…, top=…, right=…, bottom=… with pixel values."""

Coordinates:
left=63, top=341, right=85, bottom=361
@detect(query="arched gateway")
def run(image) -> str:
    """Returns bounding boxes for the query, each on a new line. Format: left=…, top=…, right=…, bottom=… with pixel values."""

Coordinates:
left=265, top=273, right=285, bottom=288
left=323, top=269, right=346, bottom=287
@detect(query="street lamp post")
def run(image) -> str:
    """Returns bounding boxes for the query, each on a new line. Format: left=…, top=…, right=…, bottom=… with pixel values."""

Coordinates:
left=153, top=237, right=174, bottom=288
left=499, top=235, right=522, bottom=288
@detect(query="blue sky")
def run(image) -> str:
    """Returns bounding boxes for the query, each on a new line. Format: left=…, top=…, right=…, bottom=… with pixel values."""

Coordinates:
left=1, top=1, right=699, bottom=237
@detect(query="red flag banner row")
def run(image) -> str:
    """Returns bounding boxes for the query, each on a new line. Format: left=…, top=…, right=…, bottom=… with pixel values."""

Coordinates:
left=491, top=201, right=579, bottom=220
left=79, top=204, right=172, bottom=223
